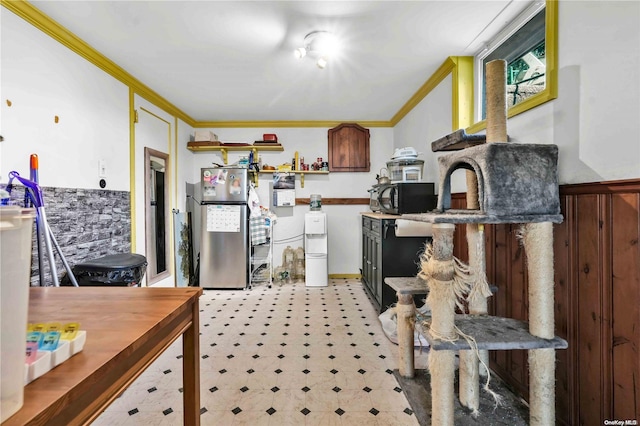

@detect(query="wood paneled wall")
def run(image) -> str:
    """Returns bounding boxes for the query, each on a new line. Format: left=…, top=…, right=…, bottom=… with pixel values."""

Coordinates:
left=450, top=179, right=640, bottom=425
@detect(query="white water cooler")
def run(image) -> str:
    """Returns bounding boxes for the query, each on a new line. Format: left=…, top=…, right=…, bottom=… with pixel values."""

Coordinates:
left=304, top=212, right=328, bottom=287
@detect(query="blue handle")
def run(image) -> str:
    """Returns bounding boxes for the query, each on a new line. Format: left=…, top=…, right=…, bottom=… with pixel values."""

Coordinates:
left=8, top=171, right=44, bottom=207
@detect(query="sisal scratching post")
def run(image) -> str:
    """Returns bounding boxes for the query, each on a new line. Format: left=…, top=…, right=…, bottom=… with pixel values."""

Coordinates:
left=459, top=173, right=483, bottom=411
left=479, top=60, right=507, bottom=376
left=458, top=349, right=480, bottom=413
left=529, top=348, right=556, bottom=425
left=485, top=59, right=508, bottom=143
left=420, top=223, right=457, bottom=426
left=459, top=222, right=490, bottom=412
left=522, top=222, right=556, bottom=425
left=429, top=348, right=456, bottom=426
left=459, top=60, right=507, bottom=412
left=396, top=293, right=416, bottom=378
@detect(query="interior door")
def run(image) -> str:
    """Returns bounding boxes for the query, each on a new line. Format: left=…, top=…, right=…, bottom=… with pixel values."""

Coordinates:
left=135, top=101, right=174, bottom=287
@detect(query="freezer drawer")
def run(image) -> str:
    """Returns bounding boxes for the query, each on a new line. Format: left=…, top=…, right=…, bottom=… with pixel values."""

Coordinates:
left=199, top=204, right=248, bottom=289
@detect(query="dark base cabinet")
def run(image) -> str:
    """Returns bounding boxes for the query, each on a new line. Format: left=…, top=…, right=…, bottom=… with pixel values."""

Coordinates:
left=361, top=215, right=429, bottom=313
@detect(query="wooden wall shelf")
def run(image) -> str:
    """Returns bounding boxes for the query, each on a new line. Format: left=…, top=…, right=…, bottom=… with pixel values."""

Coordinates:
left=296, top=197, right=369, bottom=205
left=256, top=170, right=328, bottom=188
left=186, top=145, right=283, bottom=164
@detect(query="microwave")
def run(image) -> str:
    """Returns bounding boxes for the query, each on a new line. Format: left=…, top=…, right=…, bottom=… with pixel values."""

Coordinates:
left=370, top=182, right=436, bottom=215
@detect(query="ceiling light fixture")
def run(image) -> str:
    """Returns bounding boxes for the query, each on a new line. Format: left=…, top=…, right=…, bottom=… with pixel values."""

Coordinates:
left=294, top=30, right=339, bottom=69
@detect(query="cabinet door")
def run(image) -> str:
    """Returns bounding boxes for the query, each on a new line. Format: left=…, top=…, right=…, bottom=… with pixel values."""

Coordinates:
left=367, top=233, right=375, bottom=297
left=328, top=123, right=370, bottom=172
left=361, top=228, right=370, bottom=286
left=373, top=234, right=382, bottom=305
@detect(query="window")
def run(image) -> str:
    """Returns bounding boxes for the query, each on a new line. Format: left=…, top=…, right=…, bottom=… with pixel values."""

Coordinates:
left=471, top=0, right=557, bottom=126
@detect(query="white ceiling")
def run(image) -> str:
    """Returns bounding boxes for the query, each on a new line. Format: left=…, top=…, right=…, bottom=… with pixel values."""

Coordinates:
left=30, top=0, right=533, bottom=123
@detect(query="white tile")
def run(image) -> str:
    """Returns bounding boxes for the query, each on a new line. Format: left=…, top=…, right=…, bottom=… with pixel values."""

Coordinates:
left=270, top=388, right=306, bottom=412
left=92, top=280, right=418, bottom=426
left=304, top=389, right=339, bottom=411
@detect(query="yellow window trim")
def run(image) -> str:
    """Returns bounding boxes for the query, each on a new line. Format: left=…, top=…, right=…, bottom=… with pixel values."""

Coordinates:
left=466, top=0, right=558, bottom=134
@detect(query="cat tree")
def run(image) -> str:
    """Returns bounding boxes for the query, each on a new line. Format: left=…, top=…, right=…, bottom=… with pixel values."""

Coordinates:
left=398, top=59, right=567, bottom=425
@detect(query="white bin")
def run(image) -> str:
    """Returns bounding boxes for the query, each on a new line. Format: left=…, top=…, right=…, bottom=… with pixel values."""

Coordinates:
left=1, top=206, right=35, bottom=422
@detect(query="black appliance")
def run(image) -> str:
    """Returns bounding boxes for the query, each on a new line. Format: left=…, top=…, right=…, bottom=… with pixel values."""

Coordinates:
left=371, top=182, right=436, bottom=214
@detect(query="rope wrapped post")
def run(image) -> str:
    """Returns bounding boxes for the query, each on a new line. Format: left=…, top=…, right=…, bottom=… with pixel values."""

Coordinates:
left=522, top=221, right=556, bottom=425
left=397, top=293, right=416, bottom=378
left=459, top=172, right=484, bottom=411
left=460, top=222, right=495, bottom=413
left=459, top=59, right=507, bottom=413
left=424, top=223, right=456, bottom=426
left=485, top=59, right=508, bottom=143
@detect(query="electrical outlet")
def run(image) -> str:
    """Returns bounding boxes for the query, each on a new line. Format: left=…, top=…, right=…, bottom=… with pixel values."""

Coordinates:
left=98, top=160, right=107, bottom=177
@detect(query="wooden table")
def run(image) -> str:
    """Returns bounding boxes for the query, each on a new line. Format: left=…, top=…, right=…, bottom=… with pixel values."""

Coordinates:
left=2, top=287, right=202, bottom=426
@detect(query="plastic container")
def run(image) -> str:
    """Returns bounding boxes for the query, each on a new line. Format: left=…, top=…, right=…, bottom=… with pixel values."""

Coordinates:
left=386, top=158, right=424, bottom=182
left=1, top=207, right=35, bottom=422
left=310, top=194, right=322, bottom=211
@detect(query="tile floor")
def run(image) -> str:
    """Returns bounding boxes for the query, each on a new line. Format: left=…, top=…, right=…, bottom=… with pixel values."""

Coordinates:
left=91, top=279, right=429, bottom=425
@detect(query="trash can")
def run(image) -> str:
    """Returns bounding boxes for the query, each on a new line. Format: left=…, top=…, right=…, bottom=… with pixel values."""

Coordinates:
left=63, top=253, right=147, bottom=287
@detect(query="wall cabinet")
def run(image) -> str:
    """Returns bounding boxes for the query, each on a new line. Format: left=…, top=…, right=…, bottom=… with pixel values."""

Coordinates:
left=328, top=123, right=370, bottom=172
left=361, top=215, right=429, bottom=313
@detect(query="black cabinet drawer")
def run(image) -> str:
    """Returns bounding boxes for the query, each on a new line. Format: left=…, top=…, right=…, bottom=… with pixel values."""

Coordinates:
left=370, top=220, right=381, bottom=235
left=362, top=217, right=371, bottom=231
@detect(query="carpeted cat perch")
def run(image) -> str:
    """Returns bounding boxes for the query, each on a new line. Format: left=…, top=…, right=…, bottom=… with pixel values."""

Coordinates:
left=402, top=58, right=566, bottom=425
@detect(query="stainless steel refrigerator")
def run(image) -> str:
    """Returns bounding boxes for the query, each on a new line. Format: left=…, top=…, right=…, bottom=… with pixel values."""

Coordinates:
left=199, top=167, right=249, bottom=289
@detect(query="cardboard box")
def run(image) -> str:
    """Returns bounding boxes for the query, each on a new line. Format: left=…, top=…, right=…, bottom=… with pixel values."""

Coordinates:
left=194, top=130, right=219, bottom=142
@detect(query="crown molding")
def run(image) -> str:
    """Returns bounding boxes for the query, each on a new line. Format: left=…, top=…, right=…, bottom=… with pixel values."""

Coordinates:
left=390, top=57, right=457, bottom=126
left=4, top=0, right=463, bottom=130
left=194, top=120, right=392, bottom=128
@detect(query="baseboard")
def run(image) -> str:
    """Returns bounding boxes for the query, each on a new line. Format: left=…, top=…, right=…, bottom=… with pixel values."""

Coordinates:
left=328, top=274, right=362, bottom=279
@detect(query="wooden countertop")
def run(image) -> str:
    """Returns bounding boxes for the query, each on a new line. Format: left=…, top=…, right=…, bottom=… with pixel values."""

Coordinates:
left=361, top=212, right=402, bottom=219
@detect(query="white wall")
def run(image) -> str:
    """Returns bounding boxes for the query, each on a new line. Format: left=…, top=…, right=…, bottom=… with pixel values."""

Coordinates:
left=394, top=1, right=640, bottom=194
left=189, top=127, right=394, bottom=274
left=176, top=118, right=194, bottom=213
left=507, top=1, right=640, bottom=185
left=393, top=74, right=453, bottom=186
left=0, top=9, right=129, bottom=191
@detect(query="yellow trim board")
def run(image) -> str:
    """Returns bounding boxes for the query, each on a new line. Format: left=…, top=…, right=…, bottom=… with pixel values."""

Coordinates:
left=195, top=120, right=392, bottom=128
left=390, top=57, right=457, bottom=126
left=329, top=274, right=362, bottom=280
left=451, top=56, right=474, bottom=131
left=129, top=88, right=136, bottom=251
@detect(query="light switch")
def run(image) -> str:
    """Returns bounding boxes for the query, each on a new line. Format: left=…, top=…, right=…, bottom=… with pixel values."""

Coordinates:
left=98, top=160, right=107, bottom=177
